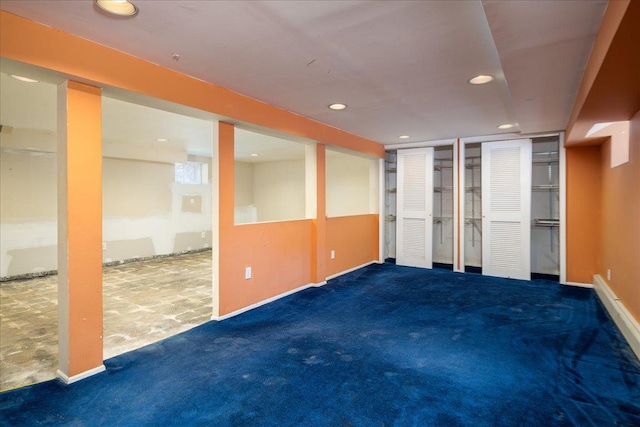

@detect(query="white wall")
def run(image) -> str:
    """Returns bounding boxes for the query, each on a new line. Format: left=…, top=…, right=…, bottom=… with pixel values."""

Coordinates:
left=326, top=151, right=375, bottom=217
left=102, top=156, right=213, bottom=262
left=233, top=159, right=307, bottom=223
left=234, top=161, right=254, bottom=207
left=253, top=160, right=306, bottom=222
left=0, top=129, right=214, bottom=278
left=0, top=137, right=58, bottom=277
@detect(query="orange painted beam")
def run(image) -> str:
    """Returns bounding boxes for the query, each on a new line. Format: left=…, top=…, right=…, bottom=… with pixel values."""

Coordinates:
left=0, top=11, right=384, bottom=158
left=57, top=81, right=104, bottom=380
left=566, top=0, right=639, bottom=145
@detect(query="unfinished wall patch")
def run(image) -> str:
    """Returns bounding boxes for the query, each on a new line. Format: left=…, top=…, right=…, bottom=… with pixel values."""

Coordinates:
left=181, top=195, right=202, bottom=213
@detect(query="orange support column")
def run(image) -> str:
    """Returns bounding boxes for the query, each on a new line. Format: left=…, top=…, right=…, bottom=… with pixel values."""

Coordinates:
left=311, top=144, right=327, bottom=284
left=217, top=122, right=234, bottom=315
left=218, top=122, right=235, bottom=231
left=57, top=81, right=105, bottom=384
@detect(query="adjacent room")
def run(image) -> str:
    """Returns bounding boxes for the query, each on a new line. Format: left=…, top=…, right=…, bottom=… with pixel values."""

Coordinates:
left=0, top=75, right=217, bottom=390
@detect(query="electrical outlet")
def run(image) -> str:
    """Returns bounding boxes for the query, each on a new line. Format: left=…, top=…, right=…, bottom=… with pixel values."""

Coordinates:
left=102, top=242, right=107, bottom=251
left=607, top=269, right=611, bottom=281
left=330, top=250, right=335, bottom=260
left=245, top=267, right=252, bottom=280
left=201, top=231, right=206, bottom=238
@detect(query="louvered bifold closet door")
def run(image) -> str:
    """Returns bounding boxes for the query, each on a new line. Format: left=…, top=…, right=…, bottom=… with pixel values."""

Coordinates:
left=396, top=147, right=434, bottom=268
left=481, top=139, right=532, bottom=280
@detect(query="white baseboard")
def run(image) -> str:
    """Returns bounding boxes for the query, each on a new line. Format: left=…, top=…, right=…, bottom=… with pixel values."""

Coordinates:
left=563, top=281, right=594, bottom=289
left=326, top=261, right=377, bottom=281
left=56, top=365, right=106, bottom=385
left=593, top=274, right=640, bottom=360
left=213, top=262, right=377, bottom=321
left=215, top=283, right=316, bottom=321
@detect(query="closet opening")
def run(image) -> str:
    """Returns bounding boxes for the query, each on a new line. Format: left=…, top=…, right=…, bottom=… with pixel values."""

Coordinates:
left=384, top=151, right=397, bottom=262
left=433, top=146, right=454, bottom=270
left=531, top=136, right=560, bottom=281
left=464, top=143, right=482, bottom=273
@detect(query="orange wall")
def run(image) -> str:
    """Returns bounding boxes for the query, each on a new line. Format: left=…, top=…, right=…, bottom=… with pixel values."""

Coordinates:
left=599, top=110, right=640, bottom=321
left=218, top=122, right=312, bottom=316
left=326, top=215, right=379, bottom=277
left=566, top=146, right=602, bottom=284
left=219, top=220, right=313, bottom=315
left=218, top=127, right=379, bottom=315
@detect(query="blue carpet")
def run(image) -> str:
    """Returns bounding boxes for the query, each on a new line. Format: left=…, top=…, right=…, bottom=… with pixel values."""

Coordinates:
left=1, top=264, right=639, bottom=426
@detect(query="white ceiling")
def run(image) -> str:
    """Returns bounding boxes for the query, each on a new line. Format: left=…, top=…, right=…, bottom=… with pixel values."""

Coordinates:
left=0, top=0, right=607, bottom=149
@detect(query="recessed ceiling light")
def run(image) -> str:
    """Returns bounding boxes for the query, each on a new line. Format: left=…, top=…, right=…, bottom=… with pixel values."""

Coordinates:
left=469, top=75, right=494, bottom=85
left=328, top=103, right=347, bottom=111
left=155, top=138, right=169, bottom=142
left=10, top=75, right=39, bottom=83
left=398, top=135, right=410, bottom=139
left=250, top=153, right=260, bottom=157
left=497, top=123, right=514, bottom=130
left=95, top=0, right=138, bottom=17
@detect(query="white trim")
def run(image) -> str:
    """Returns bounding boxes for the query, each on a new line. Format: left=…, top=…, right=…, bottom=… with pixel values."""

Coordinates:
left=386, top=132, right=562, bottom=152
left=378, top=158, right=385, bottom=263
left=234, top=217, right=311, bottom=226
left=563, top=281, right=594, bottom=289
left=213, top=260, right=378, bottom=321
left=460, top=131, right=561, bottom=144
left=385, top=138, right=456, bottom=150
left=454, top=139, right=465, bottom=273
left=56, top=365, right=106, bottom=385
left=326, top=261, right=377, bottom=281
left=214, top=283, right=316, bottom=321
left=593, top=274, right=640, bottom=360
left=211, top=121, right=220, bottom=320
left=57, top=82, right=71, bottom=377
left=559, top=132, right=567, bottom=284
